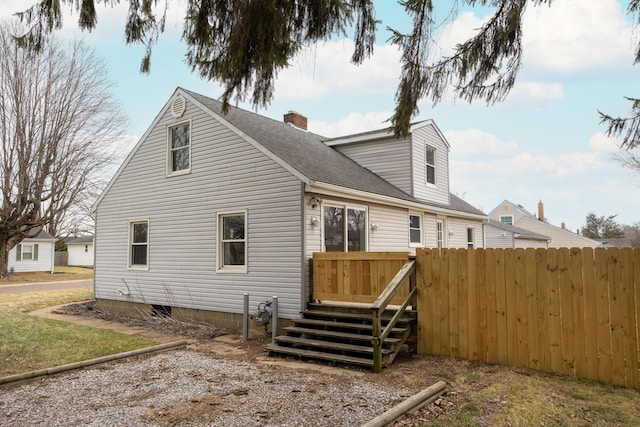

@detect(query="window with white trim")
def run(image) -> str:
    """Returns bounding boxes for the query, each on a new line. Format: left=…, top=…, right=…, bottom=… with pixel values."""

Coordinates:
left=168, top=122, right=190, bottom=174
left=436, top=220, right=444, bottom=249
left=425, top=145, right=436, bottom=185
left=467, top=227, right=475, bottom=249
left=129, top=220, right=149, bottom=268
left=409, top=214, right=422, bottom=246
left=218, top=212, right=247, bottom=272
left=323, top=204, right=367, bottom=252
left=15, top=243, right=38, bottom=261
left=499, top=215, right=513, bottom=225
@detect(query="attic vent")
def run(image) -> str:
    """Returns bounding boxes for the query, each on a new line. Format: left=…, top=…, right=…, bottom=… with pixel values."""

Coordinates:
left=171, top=95, right=186, bottom=118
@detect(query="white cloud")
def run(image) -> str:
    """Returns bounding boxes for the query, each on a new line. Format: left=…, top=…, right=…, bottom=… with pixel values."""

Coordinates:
left=310, top=110, right=392, bottom=137
left=274, top=39, right=401, bottom=100
left=507, top=81, right=564, bottom=100
left=522, top=0, right=633, bottom=72
left=588, top=132, right=621, bottom=153
left=445, top=129, right=520, bottom=155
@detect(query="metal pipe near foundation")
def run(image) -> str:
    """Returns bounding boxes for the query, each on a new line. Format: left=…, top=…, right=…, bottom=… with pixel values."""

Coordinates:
left=242, top=293, right=249, bottom=342
left=272, top=296, right=278, bottom=344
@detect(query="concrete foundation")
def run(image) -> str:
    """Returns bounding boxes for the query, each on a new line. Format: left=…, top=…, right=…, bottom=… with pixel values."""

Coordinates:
left=95, top=298, right=291, bottom=336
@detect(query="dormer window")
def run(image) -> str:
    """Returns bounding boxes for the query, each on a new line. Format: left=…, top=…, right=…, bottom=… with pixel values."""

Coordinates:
left=425, top=145, right=436, bottom=185
left=168, top=122, right=190, bottom=175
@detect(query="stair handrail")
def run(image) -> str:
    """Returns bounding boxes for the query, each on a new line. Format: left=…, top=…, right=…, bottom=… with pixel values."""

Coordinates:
left=371, top=258, right=416, bottom=373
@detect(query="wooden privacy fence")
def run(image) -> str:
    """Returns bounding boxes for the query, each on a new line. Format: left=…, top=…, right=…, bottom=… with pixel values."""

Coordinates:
left=312, top=252, right=412, bottom=304
left=416, top=247, right=640, bottom=389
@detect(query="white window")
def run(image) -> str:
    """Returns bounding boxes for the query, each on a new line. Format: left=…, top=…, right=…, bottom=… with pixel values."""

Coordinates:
left=467, top=227, right=475, bottom=249
left=218, top=211, right=247, bottom=272
left=499, top=215, right=513, bottom=225
left=168, top=122, right=190, bottom=175
left=129, top=220, right=149, bottom=269
left=409, top=214, right=422, bottom=246
left=323, top=204, right=367, bottom=252
left=436, top=220, right=444, bottom=249
left=425, top=145, right=436, bottom=185
left=15, top=243, right=38, bottom=261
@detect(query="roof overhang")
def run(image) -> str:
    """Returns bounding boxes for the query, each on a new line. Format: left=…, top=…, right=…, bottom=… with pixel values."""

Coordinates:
left=306, top=181, right=487, bottom=221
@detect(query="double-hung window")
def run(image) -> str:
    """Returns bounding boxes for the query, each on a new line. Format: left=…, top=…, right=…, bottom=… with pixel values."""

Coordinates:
left=168, top=122, right=190, bottom=175
left=218, top=212, right=247, bottom=272
left=467, top=227, right=475, bottom=249
left=409, top=214, right=422, bottom=246
left=15, top=243, right=38, bottom=261
left=129, top=220, right=149, bottom=269
left=323, top=204, right=366, bottom=252
left=425, top=145, right=436, bottom=185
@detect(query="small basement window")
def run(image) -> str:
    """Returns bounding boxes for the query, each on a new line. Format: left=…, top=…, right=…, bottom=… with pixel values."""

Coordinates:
left=151, top=304, right=172, bottom=318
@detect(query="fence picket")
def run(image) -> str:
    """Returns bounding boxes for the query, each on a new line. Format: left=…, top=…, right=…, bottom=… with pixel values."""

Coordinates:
left=313, top=248, right=640, bottom=389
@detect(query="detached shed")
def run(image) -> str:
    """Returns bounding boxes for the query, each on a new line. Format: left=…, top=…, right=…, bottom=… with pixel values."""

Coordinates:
left=66, top=236, right=95, bottom=267
left=8, top=227, right=56, bottom=273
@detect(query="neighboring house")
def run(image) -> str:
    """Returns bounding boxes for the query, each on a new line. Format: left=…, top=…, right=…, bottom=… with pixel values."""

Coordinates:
left=66, top=236, right=95, bottom=267
left=484, top=219, right=550, bottom=248
left=8, top=227, right=56, bottom=273
left=488, top=200, right=601, bottom=249
left=93, top=87, right=487, bottom=329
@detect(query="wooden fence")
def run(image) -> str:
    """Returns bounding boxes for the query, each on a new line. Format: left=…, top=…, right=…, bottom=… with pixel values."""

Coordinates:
left=416, top=247, right=640, bottom=389
left=312, top=252, right=411, bottom=305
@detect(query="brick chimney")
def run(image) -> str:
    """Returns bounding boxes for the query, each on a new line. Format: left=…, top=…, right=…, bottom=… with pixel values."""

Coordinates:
left=561, top=222, right=565, bottom=229
left=284, top=111, right=307, bottom=130
left=537, top=200, right=545, bottom=222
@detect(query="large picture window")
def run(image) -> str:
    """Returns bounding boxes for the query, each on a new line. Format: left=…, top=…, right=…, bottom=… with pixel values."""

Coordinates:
left=425, top=145, right=436, bottom=185
left=129, top=220, right=149, bottom=268
left=409, top=214, right=422, bottom=246
left=323, top=204, right=366, bottom=252
left=168, top=122, right=190, bottom=174
left=218, top=212, right=247, bottom=272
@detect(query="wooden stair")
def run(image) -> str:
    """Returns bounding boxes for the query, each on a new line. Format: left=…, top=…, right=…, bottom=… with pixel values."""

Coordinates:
left=265, top=302, right=416, bottom=369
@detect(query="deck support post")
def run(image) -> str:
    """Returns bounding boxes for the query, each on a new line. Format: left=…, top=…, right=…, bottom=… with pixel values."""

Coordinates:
left=272, top=296, right=279, bottom=344
left=372, top=309, right=383, bottom=373
left=242, top=293, right=249, bottom=342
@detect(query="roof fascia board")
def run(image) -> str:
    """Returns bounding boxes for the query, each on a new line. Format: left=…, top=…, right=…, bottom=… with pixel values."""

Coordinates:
left=323, top=129, right=395, bottom=146
left=182, top=91, right=311, bottom=185
left=307, top=182, right=487, bottom=220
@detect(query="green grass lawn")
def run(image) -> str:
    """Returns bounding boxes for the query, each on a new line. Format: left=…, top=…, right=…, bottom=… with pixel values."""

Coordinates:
left=0, top=289, right=160, bottom=377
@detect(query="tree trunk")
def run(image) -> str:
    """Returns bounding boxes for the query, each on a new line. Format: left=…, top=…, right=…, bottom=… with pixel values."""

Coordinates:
left=0, top=239, right=10, bottom=280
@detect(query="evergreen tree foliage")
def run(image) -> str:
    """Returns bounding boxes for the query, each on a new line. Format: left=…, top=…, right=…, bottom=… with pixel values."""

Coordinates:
left=11, top=1, right=640, bottom=142
left=581, top=213, right=625, bottom=239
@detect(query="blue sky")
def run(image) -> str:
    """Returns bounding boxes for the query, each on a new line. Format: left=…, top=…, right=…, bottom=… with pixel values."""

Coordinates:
left=3, top=0, right=640, bottom=232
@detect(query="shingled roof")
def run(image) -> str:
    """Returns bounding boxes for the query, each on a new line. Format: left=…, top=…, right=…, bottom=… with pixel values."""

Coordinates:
left=183, top=89, right=485, bottom=217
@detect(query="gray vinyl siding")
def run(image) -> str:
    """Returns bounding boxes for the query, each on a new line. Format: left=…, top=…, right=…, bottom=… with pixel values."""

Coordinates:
left=334, top=138, right=412, bottom=195
left=95, top=100, right=303, bottom=319
left=369, top=204, right=411, bottom=252
left=411, top=125, right=450, bottom=205
left=485, top=224, right=513, bottom=248
left=445, top=218, right=485, bottom=249
left=515, top=238, right=548, bottom=249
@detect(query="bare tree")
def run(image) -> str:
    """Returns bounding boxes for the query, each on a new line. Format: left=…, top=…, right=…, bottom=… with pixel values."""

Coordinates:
left=0, top=21, right=127, bottom=278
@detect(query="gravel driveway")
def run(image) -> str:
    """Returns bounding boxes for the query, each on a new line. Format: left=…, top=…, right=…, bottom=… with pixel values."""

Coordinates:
left=1, top=349, right=414, bottom=426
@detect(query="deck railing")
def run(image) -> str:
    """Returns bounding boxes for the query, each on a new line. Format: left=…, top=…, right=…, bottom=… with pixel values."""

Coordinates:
left=312, top=252, right=412, bottom=304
